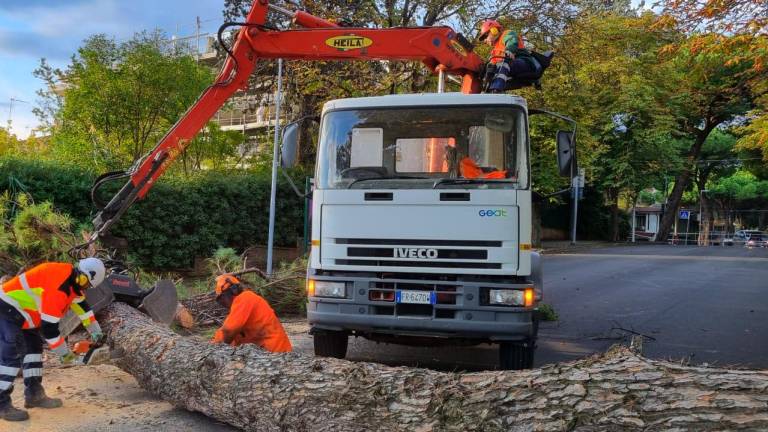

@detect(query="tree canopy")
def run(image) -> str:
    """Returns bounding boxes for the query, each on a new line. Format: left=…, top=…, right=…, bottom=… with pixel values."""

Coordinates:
left=3, top=0, right=764, bottom=242
left=33, top=31, right=230, bottom=171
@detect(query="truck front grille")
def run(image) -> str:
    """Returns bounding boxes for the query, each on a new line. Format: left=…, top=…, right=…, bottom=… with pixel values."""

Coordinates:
left=347, top=247, right=487, bottom=260
left=332, top=238, right=505, bottom=270
left=336, top=238, right=502, bottom=247
left=336, top=259, right=501, bottom=269
left=368, top=282, right=459, bottom=318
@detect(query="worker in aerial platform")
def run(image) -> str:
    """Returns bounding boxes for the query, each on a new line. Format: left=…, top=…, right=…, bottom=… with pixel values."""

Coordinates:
left=479, top=19, right=541, bottom=93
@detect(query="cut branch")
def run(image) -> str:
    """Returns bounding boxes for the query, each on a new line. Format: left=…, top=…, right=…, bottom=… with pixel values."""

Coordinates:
left=102, top=303, right=768, bottom=431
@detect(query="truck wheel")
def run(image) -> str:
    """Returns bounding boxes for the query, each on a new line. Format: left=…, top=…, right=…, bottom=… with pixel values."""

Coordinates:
left=313, top=330, right=348, bottom=359
left=499, top=340, right=535, bottom=370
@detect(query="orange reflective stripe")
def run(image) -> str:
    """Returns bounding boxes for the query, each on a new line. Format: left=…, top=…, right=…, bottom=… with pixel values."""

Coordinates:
left=46, top=335, right=64, bottom=349
left=41, top=313, right=61, bottom=324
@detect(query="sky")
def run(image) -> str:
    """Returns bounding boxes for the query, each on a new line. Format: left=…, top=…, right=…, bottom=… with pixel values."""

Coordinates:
left=0, top=0, right=225, bottom=139
left=1, top=0, right=650, bottom=140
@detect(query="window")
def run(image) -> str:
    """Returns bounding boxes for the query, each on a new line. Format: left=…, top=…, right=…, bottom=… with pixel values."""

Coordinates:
left=316, top=106, right=528, bottom=189
left=395, top=138, right=456, bottom=173
left=635, top=214, right=647, bottom=231
left=468, top=126, right=506, bottom=173
left=350, top=128, right=383, bottom=167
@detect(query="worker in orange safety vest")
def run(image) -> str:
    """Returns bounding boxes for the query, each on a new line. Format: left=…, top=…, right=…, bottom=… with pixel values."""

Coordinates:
left=0, top=258, right=105, bottom=422
left=479, top=19, right=539, bottom=93
left=211, top=274, right=292, bottom=353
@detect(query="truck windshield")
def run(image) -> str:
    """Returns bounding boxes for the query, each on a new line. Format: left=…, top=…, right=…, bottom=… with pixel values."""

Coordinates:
left=315, top=106, right=528, bottom=189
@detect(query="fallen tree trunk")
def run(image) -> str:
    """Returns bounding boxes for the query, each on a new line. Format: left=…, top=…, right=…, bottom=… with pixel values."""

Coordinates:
left=102, top=303, right=768, bottom=431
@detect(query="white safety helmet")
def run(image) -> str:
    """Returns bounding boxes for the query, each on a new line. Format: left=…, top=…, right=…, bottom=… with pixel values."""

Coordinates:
left=78, top=257, right=106, bottom=288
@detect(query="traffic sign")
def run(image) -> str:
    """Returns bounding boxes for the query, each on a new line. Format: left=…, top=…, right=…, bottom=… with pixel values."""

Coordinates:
left=679, top=210, right=690, bottom=220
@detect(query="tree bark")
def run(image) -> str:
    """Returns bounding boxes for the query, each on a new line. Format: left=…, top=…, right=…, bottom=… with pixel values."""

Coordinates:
left=102, top=303, right=768, bottom=431
left=656, top=125, right=715, bottom=243
left=607, top=188, right=620, bottom=242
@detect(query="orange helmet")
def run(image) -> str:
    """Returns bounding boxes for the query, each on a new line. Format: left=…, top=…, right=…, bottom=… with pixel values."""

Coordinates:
left=215, top=274, right=241, bottom=296
left=480, top=19, right=502, bottom=41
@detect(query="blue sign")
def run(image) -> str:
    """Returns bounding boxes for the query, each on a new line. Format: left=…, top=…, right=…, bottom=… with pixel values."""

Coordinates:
left=679, top=210, right=690, bottom=220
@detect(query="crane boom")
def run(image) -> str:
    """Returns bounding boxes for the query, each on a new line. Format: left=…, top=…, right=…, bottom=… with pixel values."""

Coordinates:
left=90, top=0, right=485, bottom=241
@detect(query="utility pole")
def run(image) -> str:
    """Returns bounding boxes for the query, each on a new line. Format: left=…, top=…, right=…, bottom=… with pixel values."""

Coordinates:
left=195, top=16, right=201, bottom=62
left=266, top=59, right=284, bottom=276
left=6, top=97, right=29, bottom=134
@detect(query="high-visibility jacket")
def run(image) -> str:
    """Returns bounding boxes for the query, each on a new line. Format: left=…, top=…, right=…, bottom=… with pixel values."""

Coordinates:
left=212, top=291, right=292, bottom=353
left=0, top=262, right=95, bottom=355
left=460, top=157, right=507, bottom=179
left=490, top=30, right=529, bottom=64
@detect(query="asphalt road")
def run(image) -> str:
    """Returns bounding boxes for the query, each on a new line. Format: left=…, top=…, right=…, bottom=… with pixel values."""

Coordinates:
left=292, top=244, right=768, bottom=371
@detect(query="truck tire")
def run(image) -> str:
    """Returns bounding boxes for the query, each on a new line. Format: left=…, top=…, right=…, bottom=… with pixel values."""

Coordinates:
left=498, top=340, right=535, bottom=370
left=313, top=330, right=348, bottom=359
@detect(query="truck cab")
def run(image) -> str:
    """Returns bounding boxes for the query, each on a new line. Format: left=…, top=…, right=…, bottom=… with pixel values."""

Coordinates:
left=296, top=93, right=557, bottom=370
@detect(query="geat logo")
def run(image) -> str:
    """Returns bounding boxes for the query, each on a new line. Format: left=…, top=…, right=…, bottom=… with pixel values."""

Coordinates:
left=479, top=209, right=508, bottom=217
left=325, top=36, right=373, bottom=51
left=394, top=248, right=439, bottom=259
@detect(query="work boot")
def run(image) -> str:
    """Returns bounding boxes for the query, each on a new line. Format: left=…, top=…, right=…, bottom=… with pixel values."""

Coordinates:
left=24, top=385, right=62, bottom=409
left=0, top=396, right=29, bottom=421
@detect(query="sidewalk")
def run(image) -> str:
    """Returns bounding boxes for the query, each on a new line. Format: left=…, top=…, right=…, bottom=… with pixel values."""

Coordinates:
left=538, top=240, right=617, bottom=255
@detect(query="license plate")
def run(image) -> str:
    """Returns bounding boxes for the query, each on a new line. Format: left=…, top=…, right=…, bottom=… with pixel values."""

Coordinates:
left=396, top=290, right=435, bottom=305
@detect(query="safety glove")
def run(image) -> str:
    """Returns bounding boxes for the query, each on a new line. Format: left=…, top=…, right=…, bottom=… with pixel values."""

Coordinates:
left=87, top=321, right=104, bottom=343
left=60, top=351, right=77, bottom=365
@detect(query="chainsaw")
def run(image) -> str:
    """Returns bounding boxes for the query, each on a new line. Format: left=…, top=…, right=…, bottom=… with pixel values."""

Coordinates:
left=72, top=339, right=111, bottom=365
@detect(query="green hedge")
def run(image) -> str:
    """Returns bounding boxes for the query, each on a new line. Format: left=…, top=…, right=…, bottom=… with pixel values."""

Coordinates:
left=0, top=157, right=305, bottom=268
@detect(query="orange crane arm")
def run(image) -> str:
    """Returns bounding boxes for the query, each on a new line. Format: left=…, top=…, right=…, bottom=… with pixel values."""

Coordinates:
left=90, top=0, right=484, bottom=239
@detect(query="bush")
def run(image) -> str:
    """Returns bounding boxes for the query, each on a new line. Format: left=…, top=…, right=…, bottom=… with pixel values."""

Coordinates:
left=0, top=156, right=306, bottom=269
left=0, top=192, right=80, bottom=273
left=537, top=303, right=559, bottom=322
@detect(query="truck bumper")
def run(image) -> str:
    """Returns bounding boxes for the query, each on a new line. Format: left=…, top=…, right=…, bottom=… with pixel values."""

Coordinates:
left=307, top=274, right=537, bottom=342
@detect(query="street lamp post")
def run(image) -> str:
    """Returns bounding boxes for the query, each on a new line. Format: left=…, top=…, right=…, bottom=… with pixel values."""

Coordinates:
left=266, top=59, right=283, bottom=277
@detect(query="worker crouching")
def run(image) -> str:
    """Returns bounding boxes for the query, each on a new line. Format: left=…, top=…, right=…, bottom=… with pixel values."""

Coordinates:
left=0, top=258, right=105, bottom=422
left=212, top=274, right=292, bottom=353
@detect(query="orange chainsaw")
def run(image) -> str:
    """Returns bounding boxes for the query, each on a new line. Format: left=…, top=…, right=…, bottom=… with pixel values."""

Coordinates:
left=72, top=340, right=111, bottom=365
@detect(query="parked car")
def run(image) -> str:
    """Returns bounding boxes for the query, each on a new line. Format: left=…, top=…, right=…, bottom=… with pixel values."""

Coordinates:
left=745, top=232, right=767, bottom=248
left=725, top=230, right=766, bottom=246
left=708, top=231, right=726, bottom=245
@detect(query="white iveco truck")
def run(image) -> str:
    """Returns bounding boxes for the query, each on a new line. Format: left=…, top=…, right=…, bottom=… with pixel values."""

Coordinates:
left=282, top=92, right=575, bottom=370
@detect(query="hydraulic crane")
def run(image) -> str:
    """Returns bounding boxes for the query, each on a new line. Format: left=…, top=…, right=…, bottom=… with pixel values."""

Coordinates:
left=89, top=0, right=493, bottom=242
left=78, top=3, right=565, bottom=360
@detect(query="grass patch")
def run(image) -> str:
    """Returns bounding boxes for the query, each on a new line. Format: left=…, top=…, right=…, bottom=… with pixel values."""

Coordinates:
left=537, top=303, right=559, bottom=321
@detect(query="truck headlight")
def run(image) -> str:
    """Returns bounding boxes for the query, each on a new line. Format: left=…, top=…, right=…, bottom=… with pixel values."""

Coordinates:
left=489, top=288, right=534, bottom=307
left=310, top=280, right=346, bottom=298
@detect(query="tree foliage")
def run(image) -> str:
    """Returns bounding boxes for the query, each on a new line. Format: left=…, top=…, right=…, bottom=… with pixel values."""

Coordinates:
left=33, top=31, right=222, bottom=171
left=0, top=192, right=80, bottom=274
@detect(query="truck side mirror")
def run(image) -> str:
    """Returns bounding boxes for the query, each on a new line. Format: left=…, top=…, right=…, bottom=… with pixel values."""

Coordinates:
left=556, top=130, right=576, bottom=177
left=280, top=122, right=299, bottom=168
